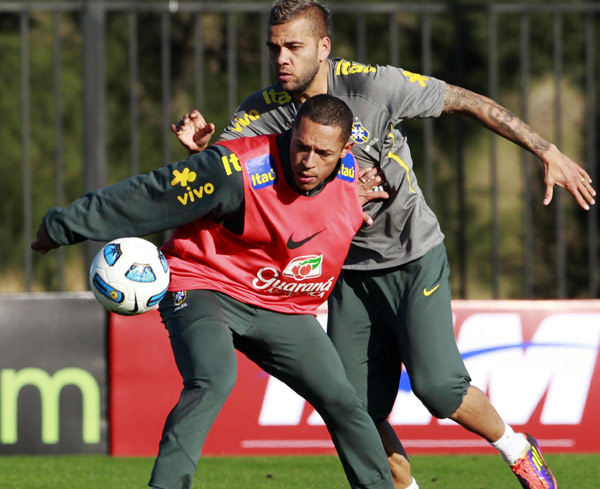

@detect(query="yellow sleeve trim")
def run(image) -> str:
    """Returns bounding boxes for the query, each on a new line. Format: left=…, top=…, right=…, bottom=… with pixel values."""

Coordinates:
left=387, top=151, right=416, bottom=194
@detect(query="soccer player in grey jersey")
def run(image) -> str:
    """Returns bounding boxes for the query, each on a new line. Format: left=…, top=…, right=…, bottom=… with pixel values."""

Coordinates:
left=222, top=59, right=448, bottom=269
left=173, top=1, right=595, bottom=488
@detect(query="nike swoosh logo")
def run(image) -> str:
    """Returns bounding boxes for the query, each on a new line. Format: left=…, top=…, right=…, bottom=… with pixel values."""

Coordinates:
left=423, top=284, right=440, bottom=297
left=287, top=228, right=326, bottom=250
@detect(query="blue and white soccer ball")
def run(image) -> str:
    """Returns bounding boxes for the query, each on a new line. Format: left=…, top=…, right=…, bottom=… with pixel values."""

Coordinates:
left=89, top=237, right=170, bottom=316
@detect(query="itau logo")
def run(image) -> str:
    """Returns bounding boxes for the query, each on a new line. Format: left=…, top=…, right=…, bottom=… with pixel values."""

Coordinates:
left=282, top=255, right=323, bottom=281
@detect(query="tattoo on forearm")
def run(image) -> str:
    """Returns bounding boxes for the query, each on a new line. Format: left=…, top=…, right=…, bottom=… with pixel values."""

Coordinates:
left=526, top=129, right=551, bottom=153
left=488, top=105, right=550, bottom=153
left=444, top=86, right=484, bottom=113
left=488, top=105, right=517, bottom=137
left=445, top=85, right=551, bottom=155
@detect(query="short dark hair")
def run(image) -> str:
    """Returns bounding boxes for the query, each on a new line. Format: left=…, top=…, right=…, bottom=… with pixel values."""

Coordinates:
left=293, top=94, right=353, bottom=144
left=268, top=0, right=332, bottom=39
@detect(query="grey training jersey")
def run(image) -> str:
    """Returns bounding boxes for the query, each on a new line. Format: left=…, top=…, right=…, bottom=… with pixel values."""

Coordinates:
left=221, top=58, right=446, bottom=270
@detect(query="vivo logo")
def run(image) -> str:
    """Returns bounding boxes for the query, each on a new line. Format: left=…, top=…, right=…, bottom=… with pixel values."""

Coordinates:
left=258, top=312, right=600, bottom=427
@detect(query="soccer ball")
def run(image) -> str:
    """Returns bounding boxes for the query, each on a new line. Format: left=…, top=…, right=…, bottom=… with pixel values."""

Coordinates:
left=89, top=237, right=170, bottom=315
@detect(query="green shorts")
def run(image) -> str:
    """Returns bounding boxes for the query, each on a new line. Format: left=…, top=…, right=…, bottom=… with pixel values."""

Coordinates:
left=149, top=289, right=393, bottom=489
left=327, top=242, right=470, bottom=422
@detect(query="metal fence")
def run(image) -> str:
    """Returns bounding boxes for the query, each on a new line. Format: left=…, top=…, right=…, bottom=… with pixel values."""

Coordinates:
left=0, top=1, right=598, bottom=299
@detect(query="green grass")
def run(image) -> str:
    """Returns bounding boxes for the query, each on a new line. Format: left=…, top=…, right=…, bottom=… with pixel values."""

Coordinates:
left=0, top=453, right=597, bottom=488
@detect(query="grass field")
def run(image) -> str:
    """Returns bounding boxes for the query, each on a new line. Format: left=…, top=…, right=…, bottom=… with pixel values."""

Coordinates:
left=0, top=453, right=598, bottom=489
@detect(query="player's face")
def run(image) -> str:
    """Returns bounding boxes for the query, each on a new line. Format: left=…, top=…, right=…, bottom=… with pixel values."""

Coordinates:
left=290, top=117, right=353, bottom=193
left=267, top=17, right=330, bottom=96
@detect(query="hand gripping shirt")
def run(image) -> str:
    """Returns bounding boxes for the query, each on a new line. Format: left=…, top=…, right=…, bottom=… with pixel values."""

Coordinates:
left=162, top=134, right=364, bottom=315
left=221, top=58, right=447, bottom=270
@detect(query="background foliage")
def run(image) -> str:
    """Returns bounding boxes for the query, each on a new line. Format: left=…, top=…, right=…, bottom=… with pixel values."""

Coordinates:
left=0, top=0, right=598, bottom=298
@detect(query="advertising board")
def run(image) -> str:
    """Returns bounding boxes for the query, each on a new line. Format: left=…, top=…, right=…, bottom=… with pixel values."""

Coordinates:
left=110, top=300, right=600, bottom=456
left=0, top=293, right=108, bottom=455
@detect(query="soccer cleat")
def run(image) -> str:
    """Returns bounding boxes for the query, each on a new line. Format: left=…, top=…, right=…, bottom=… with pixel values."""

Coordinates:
left=511, top=434, right=557, bottom=489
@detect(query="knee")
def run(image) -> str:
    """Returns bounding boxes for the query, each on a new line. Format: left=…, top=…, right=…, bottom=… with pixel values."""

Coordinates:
left=411, top=376, right=469, bottom=419
left=313, top=381, right=362, bottom=418
left=184, top=367, right=236, bottom=401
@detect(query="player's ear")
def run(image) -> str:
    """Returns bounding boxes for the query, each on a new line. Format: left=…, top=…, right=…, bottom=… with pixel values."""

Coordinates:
left=340, top=139, right=354, bottom=158
left=318, top=36, right=331, bottom=62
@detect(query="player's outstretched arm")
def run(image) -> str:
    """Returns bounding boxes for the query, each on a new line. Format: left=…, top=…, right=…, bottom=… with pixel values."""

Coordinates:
left=443, top=84, right=596, bottom=210
left=171, top=109, right=216, bottom=154
left=31, top=145, right=244, bottom=252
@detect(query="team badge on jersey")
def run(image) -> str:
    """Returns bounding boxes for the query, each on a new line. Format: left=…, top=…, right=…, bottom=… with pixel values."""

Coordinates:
left=173, top=291, right=186, bottom=306
left=172, top=291, right=188, bottom=312
left=351, top=121, right=370, bottom=144
left=247, top=154, right=278, bottom=190
left=336, top=153, right=356, bottom=182
left=282, top=255, right=323, bottom=281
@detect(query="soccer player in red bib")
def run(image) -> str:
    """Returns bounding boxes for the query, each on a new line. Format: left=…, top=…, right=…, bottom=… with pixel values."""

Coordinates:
left=31, top=95, right=394, bottom=489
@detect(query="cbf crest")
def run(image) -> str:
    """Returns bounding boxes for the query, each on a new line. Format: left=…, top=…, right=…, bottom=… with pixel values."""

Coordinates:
left=173, top=291, right=186, bottom=306
left=351, top=120, right=370, bottom=144
left=172, top=290, right=188, bottom=312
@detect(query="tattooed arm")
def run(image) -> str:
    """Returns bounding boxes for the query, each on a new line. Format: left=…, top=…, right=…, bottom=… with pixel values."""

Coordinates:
left=443, top=84, right=595, bottom=210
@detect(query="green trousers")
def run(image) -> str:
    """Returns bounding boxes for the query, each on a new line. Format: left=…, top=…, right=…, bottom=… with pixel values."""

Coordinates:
left=328, top=242, right=471, bottom=423
left=149, top=289, right=393, bottom=489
